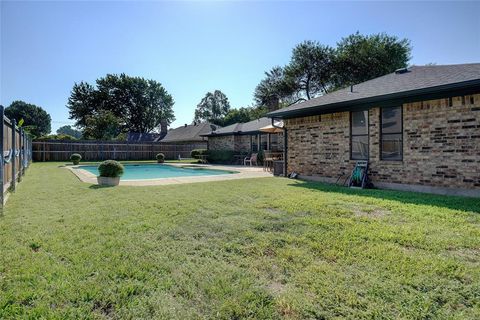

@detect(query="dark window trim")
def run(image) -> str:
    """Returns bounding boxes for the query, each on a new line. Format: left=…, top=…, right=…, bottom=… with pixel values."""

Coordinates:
left=380, top=106, right=403, bottom=161
left=350, top=110, right=369, bottom=160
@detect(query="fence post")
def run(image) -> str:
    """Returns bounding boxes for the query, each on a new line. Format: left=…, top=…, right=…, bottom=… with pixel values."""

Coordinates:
left=0, top=106, right=4, bottom=208
left=11, top=119, right=16, bottom=192
left=23, top=130, right=27, bottom=174
left=18, top=128, right=23, bottom=182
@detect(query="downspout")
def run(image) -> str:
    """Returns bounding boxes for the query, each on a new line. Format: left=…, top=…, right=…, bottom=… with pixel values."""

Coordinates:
left=272, top=118, right=287, bottom=177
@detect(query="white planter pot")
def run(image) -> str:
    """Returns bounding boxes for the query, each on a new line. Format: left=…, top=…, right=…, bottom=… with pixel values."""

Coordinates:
left=97, top=176, right=121, bottom=186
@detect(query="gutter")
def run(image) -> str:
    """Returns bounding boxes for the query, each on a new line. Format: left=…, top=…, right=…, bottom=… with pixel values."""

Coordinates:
left=200, top=130, right=266, bottom=137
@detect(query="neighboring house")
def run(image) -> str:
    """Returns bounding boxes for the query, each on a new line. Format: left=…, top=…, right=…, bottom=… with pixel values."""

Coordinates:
left=127, top=132, right=162, bottom=142
left=267, top=63, right=480, bottom=197
left=128, top=122, right=214, bottom=146
left=202, top=117, right=284, bottom=153
left=161, top=122, right=214, bottom=146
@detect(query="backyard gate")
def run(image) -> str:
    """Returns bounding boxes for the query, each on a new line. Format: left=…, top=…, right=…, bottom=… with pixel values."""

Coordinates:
left=0, top=106, right=33, bottom=208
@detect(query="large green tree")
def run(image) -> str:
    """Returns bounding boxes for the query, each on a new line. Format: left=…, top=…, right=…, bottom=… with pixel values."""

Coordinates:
left=334, top=32, right=411, bottom=87
left=194, top=90, right=231, bottom=125
left=285, top=41, right=336, bottom=100
left=67, top=74, right=175, bottom=138
left=254, top=33, right=411, bottom=109
left=83, top=110, right=123, bottom=140
left=56, top=125, right=82, bottom=139
left=254, top=66, right=296, bottom=112
left=5, top=100, right=52, bottom=138
left=220, top=106, right=268, bottom=127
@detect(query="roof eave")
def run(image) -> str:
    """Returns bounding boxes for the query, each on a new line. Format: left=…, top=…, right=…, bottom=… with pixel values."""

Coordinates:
left=267, top=79, right=480, bottom=119
left=201, top=129, right=266, bottom=137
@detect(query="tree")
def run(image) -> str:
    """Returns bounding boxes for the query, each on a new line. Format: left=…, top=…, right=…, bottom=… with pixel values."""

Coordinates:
left=220, top=106, right=268, bottom=127
left=254, top=66, right=297, bottom=112
left=83, top=110, right=123, bottom=140
left=37, top=134, right=77, bottom=140
left=67, top=74, right=175, bottom=138
left=254, top=42, right=335, bottom=108
left=5, top=100, right=51, bottom=138
left=66, top=82, right=97, bottom=129
left=56, top=125, right=82, bottom=139
left=334, top=32, right=411, bottom=87
left=284, top=41, right=336, bottom=100
left=194, top=90, right=231, bottom=125
left=253, top=33, right=411, bottom=109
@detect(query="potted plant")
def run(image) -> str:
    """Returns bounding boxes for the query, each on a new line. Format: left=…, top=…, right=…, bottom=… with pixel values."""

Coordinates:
left=156, top=153, right=165, bottom=163
left=70, top=153, right=82, bottom=165
left=97, top=160, right=124, bottom=186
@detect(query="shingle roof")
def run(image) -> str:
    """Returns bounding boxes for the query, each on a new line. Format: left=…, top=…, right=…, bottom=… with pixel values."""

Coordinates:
left=127, top=132, right=162, bottom=142
left=268, top=63, right=480, bottom=118
left=161, top=122, right=215, bottom=142
left=202, top=117, right=271, bottom=136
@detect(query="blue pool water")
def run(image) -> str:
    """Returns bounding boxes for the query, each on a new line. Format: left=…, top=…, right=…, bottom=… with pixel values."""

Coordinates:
left=79, top=164, right=236, bottom=181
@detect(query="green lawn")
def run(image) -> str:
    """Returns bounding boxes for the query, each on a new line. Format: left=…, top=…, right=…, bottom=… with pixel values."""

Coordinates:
left=1, top=162, right=479, bottom=319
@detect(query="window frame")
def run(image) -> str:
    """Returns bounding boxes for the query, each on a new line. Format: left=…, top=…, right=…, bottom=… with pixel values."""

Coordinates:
left=251, top=134, right=258, bottom=152
left=380, top=106, right=403, bottom=161
left=350, top=109, right=369, bottom=160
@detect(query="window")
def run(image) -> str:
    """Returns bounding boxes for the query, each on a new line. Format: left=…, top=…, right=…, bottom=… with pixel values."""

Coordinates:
left=350, top=110, right=369, bottom=160
left=270, top=134, right=278, bottom=151
left=260, top=134, right=268, bottom=151
left=381, top=106, right=403, bottom=160
left=251, top=135, right=258, bottom=152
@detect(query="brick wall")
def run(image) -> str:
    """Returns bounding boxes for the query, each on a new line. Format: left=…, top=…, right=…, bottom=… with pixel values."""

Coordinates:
left=234, top=135, right=251, bottom=152
left=208, top=135, right=235, bottom=151
left=285, top=93, right=480, bottom=192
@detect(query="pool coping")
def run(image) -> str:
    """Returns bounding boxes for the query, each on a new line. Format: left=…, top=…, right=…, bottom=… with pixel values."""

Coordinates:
left=65, top=163, right=272, bottom=186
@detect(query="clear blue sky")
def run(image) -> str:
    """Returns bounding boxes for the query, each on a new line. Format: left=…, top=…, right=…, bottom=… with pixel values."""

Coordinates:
left=1, top=1, right=479, bottom=133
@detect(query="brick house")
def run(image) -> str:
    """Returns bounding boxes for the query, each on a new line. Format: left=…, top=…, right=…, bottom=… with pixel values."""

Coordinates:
left=267, top=64, right=480, bottom=197
left=202, top=117, right=284, bottom=153
left=161, top=122, right=213, bottom=147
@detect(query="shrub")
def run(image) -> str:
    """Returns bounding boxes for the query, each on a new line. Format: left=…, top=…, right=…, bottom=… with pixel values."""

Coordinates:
left=156, top=153, right=165, bottom=163
left=98, top=160, right=124, bottom=177
left=70, top=153, right=82, bottom=165
left=207, top=150, right=235, bottom=163
left=191, top=149, right=208, bottom=159
left=38, top=134, right=77, bottom=140
left=257, top=149, right=264, bottom=164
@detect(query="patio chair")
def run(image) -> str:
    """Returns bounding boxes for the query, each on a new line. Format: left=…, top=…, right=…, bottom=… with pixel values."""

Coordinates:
left=244, top=153, right=258, bottom=166
left=263, top=151, right=273, bottom=171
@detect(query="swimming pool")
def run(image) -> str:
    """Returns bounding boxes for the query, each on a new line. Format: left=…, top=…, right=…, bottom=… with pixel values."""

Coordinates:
left=79, top=164, right=236, bottom=181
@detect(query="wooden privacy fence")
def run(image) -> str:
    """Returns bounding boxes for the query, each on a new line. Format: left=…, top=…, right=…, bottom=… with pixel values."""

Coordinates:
left=32, top=140, right=207, bottom=162
left=0, top=106, right=33, bottom=206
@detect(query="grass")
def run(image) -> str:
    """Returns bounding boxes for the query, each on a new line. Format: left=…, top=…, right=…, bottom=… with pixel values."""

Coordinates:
left=1, top=162, right=479, bottom=319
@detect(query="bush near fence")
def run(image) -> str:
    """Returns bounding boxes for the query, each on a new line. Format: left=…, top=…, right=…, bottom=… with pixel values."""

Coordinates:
left=190, top=149, right=208, bottom=159
left=32, top=140, right=207, bottom=162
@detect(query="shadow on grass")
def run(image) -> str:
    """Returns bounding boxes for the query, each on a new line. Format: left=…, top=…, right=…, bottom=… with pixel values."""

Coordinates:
left=288, top=180, right=480, bottom=213
left=88, top=184, right=115, bottom=189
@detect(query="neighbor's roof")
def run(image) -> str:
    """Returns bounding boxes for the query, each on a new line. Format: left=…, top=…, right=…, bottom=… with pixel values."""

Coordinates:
left=202, top=117, right=272, bottom=136
left=127, top=132, right=162, bottom=142
left=268, top=63, right=480, bottom=119
left=161, top=122, right=215, bottom=142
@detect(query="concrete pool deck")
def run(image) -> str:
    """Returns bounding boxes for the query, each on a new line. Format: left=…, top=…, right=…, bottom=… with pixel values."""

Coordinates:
left=66, top=163, right=273, bottom=186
